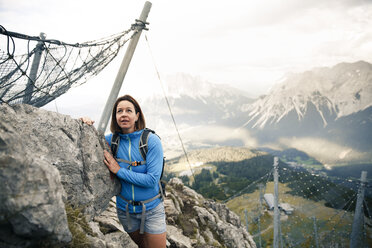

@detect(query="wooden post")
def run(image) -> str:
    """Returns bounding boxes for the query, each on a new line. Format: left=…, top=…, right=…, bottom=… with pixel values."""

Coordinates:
left=98, top=1, right=152, bottom=132
left=244, top=209, right=249, bottom=232
left=24, top=32, right=46, bottom=104
left=257, top=183, right=263, bottom=248
left=350, top=171, right=367, bottom=247
left=273, top=157, right=280, bottom=248
left=312, top=216, right=319, bottom=248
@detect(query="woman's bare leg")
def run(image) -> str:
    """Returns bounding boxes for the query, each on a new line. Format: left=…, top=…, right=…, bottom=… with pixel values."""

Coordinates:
left=143, top=232, right=166, bottom=248
left=129, top=230, right=144, bottom=247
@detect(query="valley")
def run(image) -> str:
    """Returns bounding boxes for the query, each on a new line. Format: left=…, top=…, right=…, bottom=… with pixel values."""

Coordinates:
left=144, top=61, right=372, bottom=246
left=142, top=61, right=372, bottom=166
left=227, top=182, right=356, bottom=247
left=163, top=146, right=372, bottom=247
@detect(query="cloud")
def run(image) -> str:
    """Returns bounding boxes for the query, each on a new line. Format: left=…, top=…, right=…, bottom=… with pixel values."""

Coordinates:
left=181, top=125, right=258, bottom=148
left=3, top=0, right=372, bottom=118
left=278, top=136, right=372, bottom=165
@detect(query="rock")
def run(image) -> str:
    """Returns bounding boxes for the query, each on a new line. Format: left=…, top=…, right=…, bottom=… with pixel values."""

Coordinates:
left=164, top=197, right=181, bottom=218
left=167, top=225, right=192, bottom=248
left=203, top=228, right=218, bottom=246
left=193, top=206, right=216, bottom=226
left=104, top=231, right=137, bottom=248
left=165, top=177, right=257, bottom=248
left=205, top=201, right=241, bottom=226
left=213, top=221, right=253, bottom=248
left=197, top=234, right=205, bottom=245
left=0, top=104, right=257, bottom=247
left=0, top=108, right=71, bottom=245
left=86, top=235, right=106, bottom=248
left=94, top=212, right=124, bottom=234
left=87, top=221, right=105, bottom=239
left=182, top=187, right=202, bottom=200
left=168, top=178, right=202, bottom=201
left=94, top=199, right=121, bottom=230
left=0, top=104, right=120, bottom=246
left=88, top=197, right=136, bottom=247
left=168, top=177, right=184, bottom=187
left=189, top=218, right=199, bottom=228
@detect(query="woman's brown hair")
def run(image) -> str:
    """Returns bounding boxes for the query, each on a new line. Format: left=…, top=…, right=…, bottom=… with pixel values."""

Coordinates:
left=110, top=95, right=146, bottom=133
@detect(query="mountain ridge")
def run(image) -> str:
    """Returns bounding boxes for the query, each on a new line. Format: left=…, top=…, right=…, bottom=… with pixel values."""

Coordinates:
left=245, top=60, right=372, bottom=129
left=140, top=61, right=372, bottom=164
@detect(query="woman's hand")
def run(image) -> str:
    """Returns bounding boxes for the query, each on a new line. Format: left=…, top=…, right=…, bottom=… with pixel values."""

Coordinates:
left=103, top=150, right=120, bottom=174
left=80, top=117, right=95, bottom=125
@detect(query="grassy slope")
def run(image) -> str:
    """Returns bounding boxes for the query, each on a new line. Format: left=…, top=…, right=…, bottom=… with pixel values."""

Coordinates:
left=227, top=181, right=358, bottom=247
left=165, top=146, right=260, bottom=174
left=165, top=146, right=372, bottom=246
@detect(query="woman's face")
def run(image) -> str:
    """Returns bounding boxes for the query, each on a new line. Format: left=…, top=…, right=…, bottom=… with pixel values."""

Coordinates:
left=116, top=100, right=139, bottom=134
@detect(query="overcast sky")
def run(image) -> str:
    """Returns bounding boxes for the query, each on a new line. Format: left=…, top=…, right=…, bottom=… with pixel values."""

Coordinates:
left=1, top=0, right=372, bottom=120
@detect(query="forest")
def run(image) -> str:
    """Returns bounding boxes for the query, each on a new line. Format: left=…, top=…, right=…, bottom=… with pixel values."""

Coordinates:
left=171, top=154, right=372, bottom=215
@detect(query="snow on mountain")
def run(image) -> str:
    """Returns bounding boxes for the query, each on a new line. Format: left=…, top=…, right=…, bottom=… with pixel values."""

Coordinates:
left=146, top=73, right=252, bottom=101
left=142, top=73, right=254, bottom=122
left=245, top=61, right=372, bottom=129
left=140, top=73, right=255, bottom=158
left=163, top=73, right=214, bottom=99
left=137, top=68, right=371, bottom=164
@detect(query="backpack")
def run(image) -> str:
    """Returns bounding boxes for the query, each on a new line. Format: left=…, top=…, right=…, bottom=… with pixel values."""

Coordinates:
left=110, top=128, right=166, bottom=197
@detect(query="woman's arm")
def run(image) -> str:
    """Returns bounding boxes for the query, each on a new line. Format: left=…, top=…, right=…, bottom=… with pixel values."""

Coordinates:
left=114, top=134, right=163, bottom=188
left=103, top=150, right=121, bottom=174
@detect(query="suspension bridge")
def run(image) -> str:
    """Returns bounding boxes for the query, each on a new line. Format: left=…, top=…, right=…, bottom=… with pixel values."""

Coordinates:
left=0, top=1, right=371, bottom=247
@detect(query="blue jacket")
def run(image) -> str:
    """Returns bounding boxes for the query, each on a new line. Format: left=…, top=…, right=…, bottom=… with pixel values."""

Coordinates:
left=105, top=129, right=163, bottom=213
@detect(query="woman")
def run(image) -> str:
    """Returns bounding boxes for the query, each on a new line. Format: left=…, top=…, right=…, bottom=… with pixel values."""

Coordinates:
left=81, top=95, right=166, bottom=248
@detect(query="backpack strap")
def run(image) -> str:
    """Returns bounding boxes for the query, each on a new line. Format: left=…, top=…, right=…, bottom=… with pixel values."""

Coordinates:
left=110, top=132, right=120, bottom=159
left=139, top=128, right=165, bottom=177
left=111, top=132, right=145, bottom=168
left=139, top=128, right=155, bottom=161
left=139, top=129, right=166, bottom=200
left=116, top=159, right=146, bottom=168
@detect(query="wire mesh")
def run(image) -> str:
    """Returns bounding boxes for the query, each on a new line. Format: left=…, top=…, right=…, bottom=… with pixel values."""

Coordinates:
left=226, top=159, right=371, bottom=247
left=0, top=25, right=137, bottom=107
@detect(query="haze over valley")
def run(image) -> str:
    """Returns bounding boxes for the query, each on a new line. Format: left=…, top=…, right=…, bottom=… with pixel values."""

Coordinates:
left=142, top=61, right=372, bottom=169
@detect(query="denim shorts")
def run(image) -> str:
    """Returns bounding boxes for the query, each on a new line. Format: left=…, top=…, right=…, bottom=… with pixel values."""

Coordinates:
left=117, top=202, right=166, bottom=234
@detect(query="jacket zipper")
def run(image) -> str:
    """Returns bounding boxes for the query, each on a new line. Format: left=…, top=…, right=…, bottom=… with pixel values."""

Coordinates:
left=128, top=136, right=135, bottom=212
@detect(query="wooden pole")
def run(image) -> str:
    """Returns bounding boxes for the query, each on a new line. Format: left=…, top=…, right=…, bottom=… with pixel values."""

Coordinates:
left=273, top=157, right=280, bottom=248
left=98, top=1, right=152, bottom=132
left=350, top=171, right=367, bottom=247
left=244, top=209, right=249, bottom=232
left=24, top=32, right=46, bottom=104
left=257, top=183, right=263, bottom=248
left=312, top=216, right=319, bottom=248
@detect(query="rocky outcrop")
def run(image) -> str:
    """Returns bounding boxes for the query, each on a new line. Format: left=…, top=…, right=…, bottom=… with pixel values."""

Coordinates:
left=0, top=104, right=256, bottom=247
left=83, top=178, right=257, bottom=248
left=164, top=178, right=256, bottom=248
left=0, top=104, right=120, bottom=247
left=87, top=198, right=137, bottom=248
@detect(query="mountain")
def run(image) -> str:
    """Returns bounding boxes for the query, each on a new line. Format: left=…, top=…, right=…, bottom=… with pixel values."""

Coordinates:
left=141, top=73, right=256, bottom=157
left=245, top=61, right=372, bottom=129
left=140, top=62, right=372, bottom=165
left=142, top=73, right=254, bottom=127
left=243, top=61, right=372, bottom=164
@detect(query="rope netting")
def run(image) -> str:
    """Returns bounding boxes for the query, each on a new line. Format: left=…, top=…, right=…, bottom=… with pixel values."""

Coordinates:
left=226, top=161, right=372, bottom=247
left=0, top=22, right=144, bottom=107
